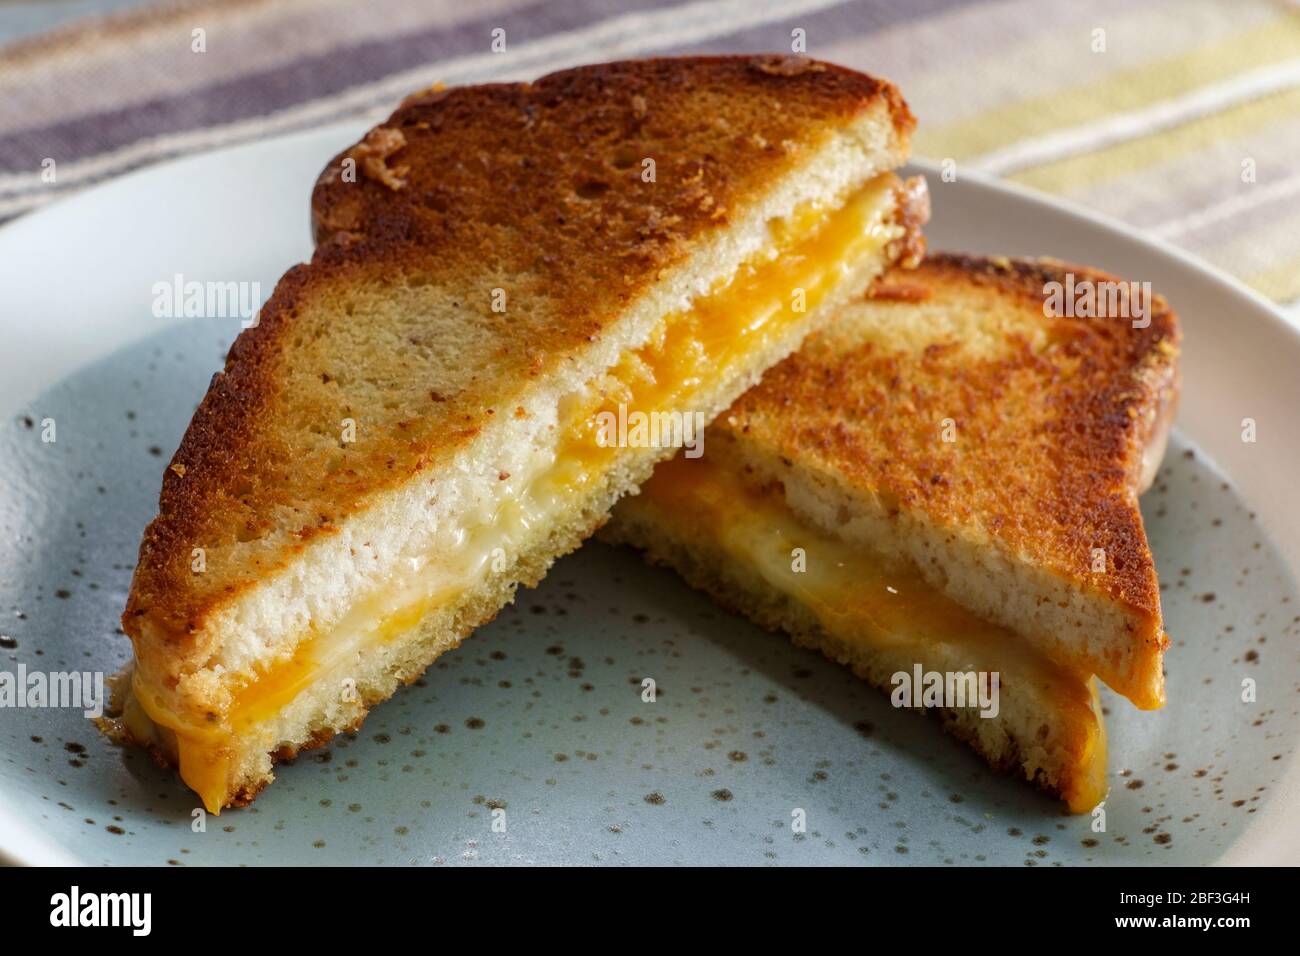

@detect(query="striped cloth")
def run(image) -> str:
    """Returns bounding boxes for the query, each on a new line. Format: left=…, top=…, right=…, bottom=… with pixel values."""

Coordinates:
left=2, top=0, right=1298, bottom=309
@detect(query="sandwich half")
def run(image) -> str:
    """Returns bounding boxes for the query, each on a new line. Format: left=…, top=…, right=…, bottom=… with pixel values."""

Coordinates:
left=604, top=253, right=1181, bottom=812
left=111, top=56, right=927, bottom=812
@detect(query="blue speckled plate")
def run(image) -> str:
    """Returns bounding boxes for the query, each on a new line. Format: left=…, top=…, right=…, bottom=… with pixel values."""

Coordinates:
left=1, top=130, right=1298, bottom=865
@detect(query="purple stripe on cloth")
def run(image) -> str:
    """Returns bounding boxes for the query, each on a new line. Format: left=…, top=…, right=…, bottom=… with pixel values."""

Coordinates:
left=0, top=0, right=691, bottom=171
left=671, top=0, right=984, bottom=59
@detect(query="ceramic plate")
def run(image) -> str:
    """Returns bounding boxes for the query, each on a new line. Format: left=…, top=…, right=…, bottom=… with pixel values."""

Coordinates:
left=1, top=123, right=1298, bottom=866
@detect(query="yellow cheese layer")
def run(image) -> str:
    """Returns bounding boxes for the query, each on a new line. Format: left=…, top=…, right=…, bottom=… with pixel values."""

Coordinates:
left=634, top=453, right=1107, bottom=813
left=128, top=172, right=904, bottom=813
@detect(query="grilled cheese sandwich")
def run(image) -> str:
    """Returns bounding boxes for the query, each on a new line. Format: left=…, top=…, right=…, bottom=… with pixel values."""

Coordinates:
left=605, top=253, right=1180, bottom=811
left=109, top=56, right=927, bottom=811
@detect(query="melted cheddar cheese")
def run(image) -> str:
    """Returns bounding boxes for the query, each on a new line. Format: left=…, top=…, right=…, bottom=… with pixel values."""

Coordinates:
left=127, top=172, right=905, bottom=813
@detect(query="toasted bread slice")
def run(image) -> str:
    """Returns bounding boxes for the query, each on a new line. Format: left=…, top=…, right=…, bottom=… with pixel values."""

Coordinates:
left=604, top=253, right=1181, bottom=810
left=703, top=254, right=1178, bottom=708
left=112, top=56, right=926, bottom=812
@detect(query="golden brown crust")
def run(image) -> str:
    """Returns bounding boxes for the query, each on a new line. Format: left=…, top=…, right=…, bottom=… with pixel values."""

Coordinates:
left=122, top=56, right=913, bottom=644
left=310, top=55, right=913, bottom=250
left=721, top=253, right=1180, bottom=628
left=885, top=175, right=929, bottom=268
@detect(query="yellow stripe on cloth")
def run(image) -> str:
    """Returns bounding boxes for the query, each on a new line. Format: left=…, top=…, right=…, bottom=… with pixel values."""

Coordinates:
left=915, top=14, right=1300, bottom=162
left=1008, top=84, right=1300, bottom=194
left=1243, top=252, right=1300, bottom=303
